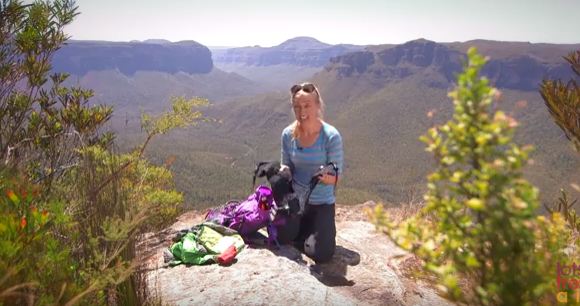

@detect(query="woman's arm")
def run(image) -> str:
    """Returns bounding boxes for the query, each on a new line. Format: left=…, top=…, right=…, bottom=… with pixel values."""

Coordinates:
left=281, top=131, right=292, bottom=169
left=323, top=130, right=344, bottom=185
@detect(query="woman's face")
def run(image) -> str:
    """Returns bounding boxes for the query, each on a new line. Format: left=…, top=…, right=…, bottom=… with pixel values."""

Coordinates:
left=292, top=92, right=320, bottom=123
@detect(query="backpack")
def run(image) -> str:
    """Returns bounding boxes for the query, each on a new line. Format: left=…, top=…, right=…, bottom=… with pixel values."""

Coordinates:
left=205, top=185, right=281, bottom=247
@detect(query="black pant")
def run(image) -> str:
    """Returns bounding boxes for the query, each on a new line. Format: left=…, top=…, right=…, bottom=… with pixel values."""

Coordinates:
left=276, top=203, right=336, bottom=263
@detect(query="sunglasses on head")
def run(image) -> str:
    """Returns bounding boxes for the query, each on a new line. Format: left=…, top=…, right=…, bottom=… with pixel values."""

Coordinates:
left=290, top=83, right=317, bottom=96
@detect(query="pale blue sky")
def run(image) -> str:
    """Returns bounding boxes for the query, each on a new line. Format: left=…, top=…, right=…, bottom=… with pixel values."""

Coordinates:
left=67, top=0, right=580, bottom=47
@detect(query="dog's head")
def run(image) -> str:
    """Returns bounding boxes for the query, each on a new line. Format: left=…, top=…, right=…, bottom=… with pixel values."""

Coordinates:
left=255, top=161, right=281, bottom=181
left=254, top=161, right=295, bottom=210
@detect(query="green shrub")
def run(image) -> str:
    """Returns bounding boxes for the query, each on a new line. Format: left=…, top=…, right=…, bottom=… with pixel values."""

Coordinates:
left=1, top=0, right=208, bottom=303
left=0, top=172, right=80, bottom=304
left=369, top=48, right=575, bottom=305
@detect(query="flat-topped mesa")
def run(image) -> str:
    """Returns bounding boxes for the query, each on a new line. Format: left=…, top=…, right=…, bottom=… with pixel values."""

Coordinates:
left=53, top=40, right=213, bottom=76
left=324, top=39, right=574, bottom=90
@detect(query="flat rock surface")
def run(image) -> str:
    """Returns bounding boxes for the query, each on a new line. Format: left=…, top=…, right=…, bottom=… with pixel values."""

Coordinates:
left=137, top=202, right=455, bottom=306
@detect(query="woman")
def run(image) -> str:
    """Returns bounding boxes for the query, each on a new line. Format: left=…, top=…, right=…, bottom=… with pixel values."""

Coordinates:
left=278, top=82, right=344, bottom=263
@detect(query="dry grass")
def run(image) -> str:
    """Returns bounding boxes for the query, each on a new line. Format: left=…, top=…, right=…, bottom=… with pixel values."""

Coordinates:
left=384, top=200, right=425, bottom=224
left=383, top=186, right=426, bottom=223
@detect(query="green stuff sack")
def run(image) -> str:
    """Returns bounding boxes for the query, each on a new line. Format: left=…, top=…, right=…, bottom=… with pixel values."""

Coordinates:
left=169, top=232, right=216, bottom=266
left=169, top=222, right=245, bottom=266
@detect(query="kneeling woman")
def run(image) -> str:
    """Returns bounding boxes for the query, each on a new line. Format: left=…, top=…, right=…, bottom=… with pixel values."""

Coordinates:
left=278, top=82, right=344, bottom=263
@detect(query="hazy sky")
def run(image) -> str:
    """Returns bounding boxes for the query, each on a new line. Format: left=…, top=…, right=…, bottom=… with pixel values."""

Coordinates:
left=67, top=0, right=580, bottom=47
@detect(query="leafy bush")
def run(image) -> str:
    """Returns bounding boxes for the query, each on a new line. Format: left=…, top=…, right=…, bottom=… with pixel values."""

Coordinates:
left=0, top=172, right=80, bottom=304
left=369, top=48, right=575, bottom=305
left=1, top=0, right=208, bottom=304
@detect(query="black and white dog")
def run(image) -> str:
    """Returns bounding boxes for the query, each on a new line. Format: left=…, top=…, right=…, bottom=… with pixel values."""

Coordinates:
left=253, top=161, right=338, bottom=217
left=253, top=161, right=301, bottom=217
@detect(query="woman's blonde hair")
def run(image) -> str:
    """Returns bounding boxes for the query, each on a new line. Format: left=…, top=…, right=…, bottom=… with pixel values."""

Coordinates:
left=290, top=82, right=325, bottom=139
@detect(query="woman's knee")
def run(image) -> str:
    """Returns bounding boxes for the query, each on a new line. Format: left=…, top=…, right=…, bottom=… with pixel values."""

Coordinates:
left=304, top=235, right=335, bottom=263
left=275, top=217, right=301, bottom=244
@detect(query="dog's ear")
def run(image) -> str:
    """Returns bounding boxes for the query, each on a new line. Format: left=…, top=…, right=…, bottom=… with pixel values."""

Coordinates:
left=265, top=161, right=281, bottom=179
left=255, top=161, right=281, bottom=178
left=254, top=161, right=271, bottom=178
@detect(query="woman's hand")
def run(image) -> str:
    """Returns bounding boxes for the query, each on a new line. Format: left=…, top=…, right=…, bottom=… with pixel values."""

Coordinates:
left=318, top=173, right=338, bottom=185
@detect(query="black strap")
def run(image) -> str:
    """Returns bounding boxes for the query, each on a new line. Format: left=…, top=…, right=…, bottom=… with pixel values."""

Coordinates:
left=321, top=129, right=339, bottom=197
left=325, top=162, right=339, bottom=197
left=330, top=162, right=339, bottom=197
left=305, top=162, right=339, bottom=203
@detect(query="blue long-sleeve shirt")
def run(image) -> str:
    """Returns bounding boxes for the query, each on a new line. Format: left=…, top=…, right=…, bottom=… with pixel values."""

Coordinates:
left=281, top=121, right=344, bottom=205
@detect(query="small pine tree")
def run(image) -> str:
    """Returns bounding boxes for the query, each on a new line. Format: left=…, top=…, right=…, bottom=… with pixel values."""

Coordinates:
left=540, top=50, right=580, bottom=152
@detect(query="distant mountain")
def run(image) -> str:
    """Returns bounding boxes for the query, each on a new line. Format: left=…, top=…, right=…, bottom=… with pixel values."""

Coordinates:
left=142, top=39, right=172, bottom=44
left=53, top=40, right=213, bottom=75
left=276, top=36, right=332, bottom=50
left=324, top=39, right=575, bottom=91
left=211, top=36, right=364, bottom=67
left=325, top=39, right=464, bottom=86
left=210, top=36, right=366, bottom=89
left=445, top=40, right=580, bottom=63
left=53, top=39, right=265, bottom=120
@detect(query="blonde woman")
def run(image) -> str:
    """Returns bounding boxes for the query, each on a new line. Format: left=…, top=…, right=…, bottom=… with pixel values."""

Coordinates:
left=278, top=82, right=344, bottom=263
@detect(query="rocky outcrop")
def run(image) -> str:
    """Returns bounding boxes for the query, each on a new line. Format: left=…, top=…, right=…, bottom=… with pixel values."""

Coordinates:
left=53, top=40, right=213, bottom=76
left=482, top=55, right=573, bottom=91
left=324, top=39, right=574, bottom=91
left=326, top=39, right=463, bottom=80
left=211, top=37, right=365, bottom=67
left=137, top=202, right=454, bottom=306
